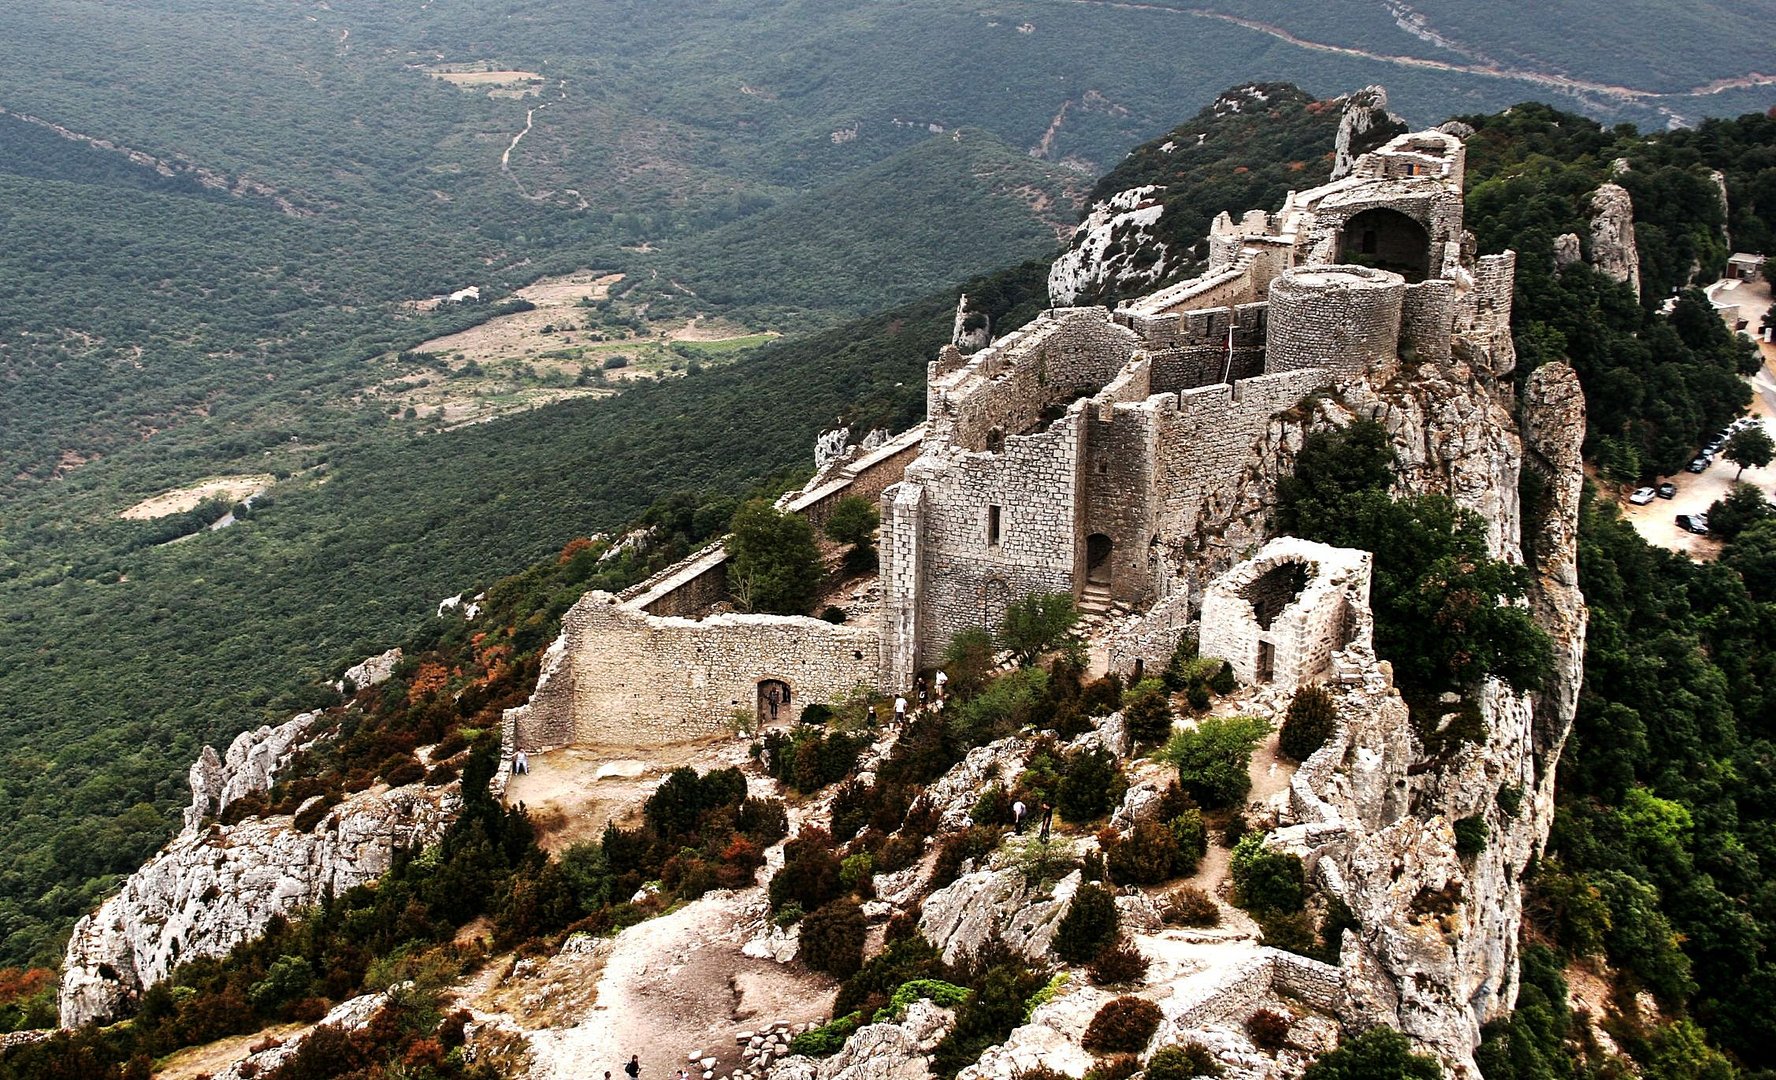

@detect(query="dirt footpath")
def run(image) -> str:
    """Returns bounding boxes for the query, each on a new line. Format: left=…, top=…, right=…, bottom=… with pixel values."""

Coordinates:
left=505, top=736, right=749, bottom=853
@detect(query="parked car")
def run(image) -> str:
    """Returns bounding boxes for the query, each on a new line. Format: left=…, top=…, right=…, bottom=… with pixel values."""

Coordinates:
left=1687, top=457, right=1710, bottom=473
left=1657, top=482, right=1677, bottom=499
left=1630, top=487, right=1657, bottom=505
left=1676, top=514, right=1711, bottom=535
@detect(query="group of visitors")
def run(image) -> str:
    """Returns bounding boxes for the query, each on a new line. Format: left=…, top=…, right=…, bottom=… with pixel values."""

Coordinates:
left=1010, top=797, right=1055, bottom=840
left=887, top=667, right=949, bottom=727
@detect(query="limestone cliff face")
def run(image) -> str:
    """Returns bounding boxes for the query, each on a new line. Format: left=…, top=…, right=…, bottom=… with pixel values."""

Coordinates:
left=1588, top=183, right=1642, bottom=298
left=1047, top=185, right=1169, bottom=306
left=59, top=778, right=458, bottom=1028
left=1207, top=361, right=1586, bottom=1075
left=183, top=710, right=322, bottom=833
left=1330, top=86, right=1397, bottom=180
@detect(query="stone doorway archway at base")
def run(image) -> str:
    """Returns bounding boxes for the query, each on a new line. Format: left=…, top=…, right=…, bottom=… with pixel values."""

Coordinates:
left=757, top=678, right=791, bottom=727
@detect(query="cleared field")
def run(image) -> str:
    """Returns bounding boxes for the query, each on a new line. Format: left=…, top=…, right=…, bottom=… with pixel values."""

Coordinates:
left=119, top=475, right=275, bottom=520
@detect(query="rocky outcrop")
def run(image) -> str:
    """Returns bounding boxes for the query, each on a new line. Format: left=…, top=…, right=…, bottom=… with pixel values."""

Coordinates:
left=1553, top=232, right=1583, bottom=270
left=1047, top=185, right=1168, bottom=306
left=60, top=782, right=458, bottom=1028
left=1172, top=347, right=1585, bottom=1075
left=769, top=1001, right=954, bottom=1080
left=1588, top=183, right=1641, bottom=298
left=952, top=294, right=992, bottom=352
left=183, top=710, right=324, bottom=833
left=1331, top=86, right=1397, bottom=180
left=337, top=646, right=402, bottom=694
left=918, top=867, right=1082, bottom=966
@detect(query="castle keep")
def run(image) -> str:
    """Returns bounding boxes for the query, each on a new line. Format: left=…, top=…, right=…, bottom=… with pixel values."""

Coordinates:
left=507, top=129, right=1517, bottom=746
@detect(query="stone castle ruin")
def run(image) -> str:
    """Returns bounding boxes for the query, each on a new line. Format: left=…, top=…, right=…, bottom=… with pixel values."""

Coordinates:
left=497, top=127, right=1588, bottom=1075
left=509, top=129, right=1518, bottom=748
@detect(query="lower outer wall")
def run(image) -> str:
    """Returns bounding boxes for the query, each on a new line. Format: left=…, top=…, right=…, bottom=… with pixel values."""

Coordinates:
left=526, top=594, right=881, bottom=747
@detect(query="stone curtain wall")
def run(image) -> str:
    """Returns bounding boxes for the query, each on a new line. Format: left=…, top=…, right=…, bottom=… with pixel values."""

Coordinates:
left=880, top=482, right=926, bottom=691
left=785, top=426, right=926, bottom=536
left=1152, top=367, right=1329, bottom=542
left=1400, top=279, right=1455, bottom=362
left=926, top=309, right=1136, bottom=453
left=1199, top=539, right=1373, bottom=693
left=527, top=593, right=879, bottom=747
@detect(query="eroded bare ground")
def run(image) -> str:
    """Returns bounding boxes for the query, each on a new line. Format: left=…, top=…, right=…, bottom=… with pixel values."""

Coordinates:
left=505, top=735, right=750, bottom=854
left=154, top=1023, right=307, bottom=1079
left=120, top=475, right=277, bottom=520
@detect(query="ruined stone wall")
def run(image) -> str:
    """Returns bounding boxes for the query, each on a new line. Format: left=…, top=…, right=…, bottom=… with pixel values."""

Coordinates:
left=1198, top=539, right=1373, bottom=692
left=1401, top=279, right=1455, bottom=362
left=1084, top=404, right=1159, bottom=606
left=1152, top=367, right=1329, bottom=542
left=518, top=593, right=879, bottom=747
left=1459, top=251, right=1518, bottom=376
left=1266, top=266, right=1405, bottom=380
left=628, top=544, right=730, bottom=618
left=927, top=309, right=1136, bottom=452
left=785, top=427, right=925, bottom=536
left=904, top=410, right=1085, bottom=671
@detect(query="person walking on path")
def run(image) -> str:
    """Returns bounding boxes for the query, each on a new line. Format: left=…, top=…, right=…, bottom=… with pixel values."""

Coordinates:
left=512, top=750, right=529, bottom=775
left=934, top=668, right=948, bottom=699
left=893, top=695, right=908, bottom=724
left=625, top=1056, right=641, bottom=1080
left=1038, top=801, right=1055, bottom=841
left=1012, top=798, right=1027, bottom=834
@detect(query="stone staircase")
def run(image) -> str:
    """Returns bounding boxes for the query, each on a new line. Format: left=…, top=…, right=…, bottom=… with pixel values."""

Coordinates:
left=1078, top=582, right=1113, bottom=616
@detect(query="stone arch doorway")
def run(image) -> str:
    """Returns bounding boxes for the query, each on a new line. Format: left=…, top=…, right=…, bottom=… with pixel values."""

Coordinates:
left=1086, top=533, right=1114, bottom=585
left=1337, top=208, right=1431, bottom=281
left=757, top=679, right=791, bottom=726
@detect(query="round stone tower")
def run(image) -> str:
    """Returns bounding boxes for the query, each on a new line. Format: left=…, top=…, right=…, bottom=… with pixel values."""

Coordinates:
left=1265, top=264, right=1406, bottom=380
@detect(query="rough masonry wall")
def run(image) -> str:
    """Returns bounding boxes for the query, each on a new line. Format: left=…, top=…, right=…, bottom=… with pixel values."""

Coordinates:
left=1084, top=404, right=1160, bottom=607
left=1198, top=538, right=1373, bottom=692
left=1266, top=266, right=1405, bottom=380
left=532, top=593, right=879, bottom=746
left=1152, top=367, right=1330, bottom=544
left=908, top=411, right=1085, bottom=669
left=927, top=310, right=1136, bottom=452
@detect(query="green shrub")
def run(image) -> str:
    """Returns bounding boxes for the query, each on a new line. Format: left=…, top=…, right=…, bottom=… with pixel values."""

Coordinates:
left=873, top=978, right=972, bottom=1022
left=1021, top=971, right=1070, bottom=1021
left=1087, top=937, right=1149, bottom=986
left=727, top=499, right=823, bottom=615
left=997, top=593, right=1084, bottom=668
left=1081, top=995, right=1163, bottom=1053
left=1007, top=835, right=1079, bottom=887
left=790, top=1012, right=864, bottom=1057
left=839, top=852, right=874, bottom=891
left=1122, top=678, right=1175, bottom=745
left=1147, top=1043, right=1226, bottom=1080
left=1053, top=883, right=1119, bottom=964
left=1453, top=815, right=1488, bottom=858
left=1279, top=685, right=1338, bottom=763
left=1160, top=715, right=1271, bottom=809
left=1057, top=745, right=1127, bottom=822
left=972, top=782, right=1013, bottom=827
left=1230, top=834, right=1305, bottom=914
left=1302, top=1027, right=1442, bottom=1080
left=801, top=898, right=867, bottom=978
left=1169, top=810, right=1208, bottom=873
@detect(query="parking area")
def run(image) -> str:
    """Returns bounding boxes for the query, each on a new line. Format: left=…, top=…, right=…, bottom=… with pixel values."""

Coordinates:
left=1616, top=277, right=1776, bottom=560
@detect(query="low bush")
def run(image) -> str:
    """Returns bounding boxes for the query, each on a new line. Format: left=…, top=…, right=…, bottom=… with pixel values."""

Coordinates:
left=873, top=978, right=971, bottom=1022
left=801, top=899, right=867, bottom=978
left=1246, top=1008, right=1292, bottom=1051
left=1164, top=885, right=1221, bottom=927
left=1084, top=1056, right=1143, bottom=1080
left=1278, top=685, right=1338, bottom=763
left=972, top=782, right=1013, bottom=827
left=789, top=1012, right=864, bottom=1057
left=1053, top=883, right=1119, bottom=964
left=933, top=825, right=1001, bottom=889
left=1453, top=815, right=1488, bottom=858
left=1007, top=835, right=1079, bottom=887
left=1160, top=715, right=1270, bottom=809
left=1301, top=1027, right=1442, bottom=1080
left=1081, top=995, right=1163, bottom=1053
left=1122, top=678, right=1175, bottom=746
left=1104, top=819, right=1182, bottom=886
left=1230, top=834, right=1305, bottom=914
left=1147, top=1043, right=1226, bottom=1079
left=1056, top=745, right=1128, bottom=822
left=1087, top=938, right=1149, bottom=986
left=770, top=827, right=843, bottom=912
left=384, top=758, right=427, bottom=787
